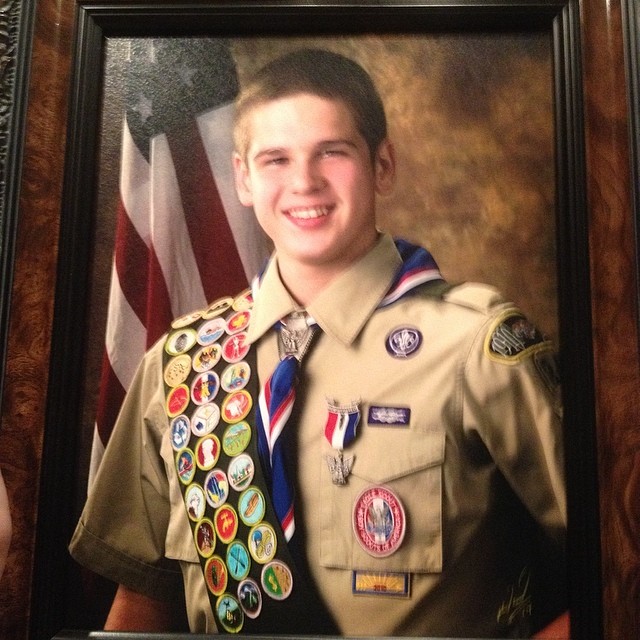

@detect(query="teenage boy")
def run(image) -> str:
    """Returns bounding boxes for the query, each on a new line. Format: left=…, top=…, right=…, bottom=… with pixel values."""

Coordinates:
left=70, top=48, right=568, bottom=638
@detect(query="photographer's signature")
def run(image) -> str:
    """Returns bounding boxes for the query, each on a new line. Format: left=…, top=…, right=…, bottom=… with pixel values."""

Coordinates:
left=497, top=567, right=533, bottom=625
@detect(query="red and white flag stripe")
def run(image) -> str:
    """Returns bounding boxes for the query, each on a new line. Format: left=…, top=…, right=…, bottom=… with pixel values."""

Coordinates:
left=90, top=100, right=268, bottom=488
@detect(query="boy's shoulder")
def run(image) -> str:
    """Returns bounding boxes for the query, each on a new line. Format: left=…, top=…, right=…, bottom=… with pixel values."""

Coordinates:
left=416, top=280, right=505, bottom=314
left=441, top=282, right=505, bottom=314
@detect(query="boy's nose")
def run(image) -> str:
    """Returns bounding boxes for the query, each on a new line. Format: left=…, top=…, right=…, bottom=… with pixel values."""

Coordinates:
left=291, top=160, right=325, bottom=193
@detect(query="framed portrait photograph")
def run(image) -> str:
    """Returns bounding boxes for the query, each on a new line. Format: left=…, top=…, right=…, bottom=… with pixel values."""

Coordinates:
left=31, top=1, right=600, bottom=639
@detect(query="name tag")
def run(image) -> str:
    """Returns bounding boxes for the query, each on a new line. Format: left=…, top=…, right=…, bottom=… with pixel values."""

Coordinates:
left=367, top=406, right=411, bottom=426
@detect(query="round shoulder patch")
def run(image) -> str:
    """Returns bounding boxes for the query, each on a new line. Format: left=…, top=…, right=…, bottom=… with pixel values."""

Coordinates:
left=485, top=310, right=550, bottom=364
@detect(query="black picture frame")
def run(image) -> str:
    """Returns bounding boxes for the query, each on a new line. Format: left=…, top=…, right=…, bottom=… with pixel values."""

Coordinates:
left=623, top=0, right=640, bottom=321
left=32, top=2, right=600, bottom=639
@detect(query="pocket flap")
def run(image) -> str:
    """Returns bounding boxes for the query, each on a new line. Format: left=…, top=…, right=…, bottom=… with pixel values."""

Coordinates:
left=350, top=430, right=445, bottom=484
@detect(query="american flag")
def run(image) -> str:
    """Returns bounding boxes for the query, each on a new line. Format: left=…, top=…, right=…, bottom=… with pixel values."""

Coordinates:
left=89, top=39, right=269, bottom=486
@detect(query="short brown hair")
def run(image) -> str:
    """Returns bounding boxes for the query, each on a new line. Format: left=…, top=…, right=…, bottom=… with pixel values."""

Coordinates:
left=233, top=48, right=387, bottom=160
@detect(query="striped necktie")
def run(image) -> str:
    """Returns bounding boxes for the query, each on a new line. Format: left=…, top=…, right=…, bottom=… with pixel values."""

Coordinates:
left=256, top=314, right=316, bottom=541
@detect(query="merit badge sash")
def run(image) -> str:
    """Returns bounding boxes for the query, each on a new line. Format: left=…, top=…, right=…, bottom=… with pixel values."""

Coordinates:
left=163, top=289, right=336, bottom=634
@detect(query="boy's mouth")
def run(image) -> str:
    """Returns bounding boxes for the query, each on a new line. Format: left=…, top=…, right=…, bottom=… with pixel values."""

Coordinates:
left=285, top=205, right=332, bottom=220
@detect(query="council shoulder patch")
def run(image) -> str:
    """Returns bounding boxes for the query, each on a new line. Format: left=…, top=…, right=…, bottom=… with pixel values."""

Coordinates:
left=485, top=310, right=551, bottom=364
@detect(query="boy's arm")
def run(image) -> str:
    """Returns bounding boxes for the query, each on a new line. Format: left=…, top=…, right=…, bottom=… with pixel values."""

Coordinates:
left=105, top=584, right=179, bottom=631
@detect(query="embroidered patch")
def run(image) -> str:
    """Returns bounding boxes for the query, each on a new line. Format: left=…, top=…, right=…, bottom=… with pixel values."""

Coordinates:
left=262, top=560, right=293, bottom=600
left=214, top=504, right=239, bottom=544
left=185, top=484, right=206, bottom=522
left=215, top=593, right=244, bottom=633
left=197, top=318, right=226, bottom=346
left=248, top=523, right=277, bottom=564
left=367, top=406, right=411, bottom=426
left=165, top=328, right=197, bottom=356
left=485, top=311, right=550, bottom=364
left=194, top=518, right=216, bottom=558
left=204, top=555, right=228, bottom=596
left=353, top=486, right=406, bottom=557
left=170, top=415, right=191, bottom=450
left=385, top=326, right=423, bottom=358
left=238, top=578, right=262, bottom=618
left=228, top=541, right=251, bottom=581
left=163, top=354, right=192, bottom=387
left=352, top=571, right=410, bottom=597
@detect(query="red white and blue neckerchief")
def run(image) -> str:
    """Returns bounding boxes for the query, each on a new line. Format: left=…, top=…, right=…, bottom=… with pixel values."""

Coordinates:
left=254, top=238, right=442, bottom=541
left=380, top=238, right=442, bottom=308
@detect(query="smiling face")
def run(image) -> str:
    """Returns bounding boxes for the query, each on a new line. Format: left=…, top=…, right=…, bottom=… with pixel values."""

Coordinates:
left=233, top=93, right=395, bottom=286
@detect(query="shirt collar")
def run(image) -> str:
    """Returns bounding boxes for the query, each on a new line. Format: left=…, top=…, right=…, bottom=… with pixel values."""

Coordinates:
left=247, top=233, right=401, bottom=346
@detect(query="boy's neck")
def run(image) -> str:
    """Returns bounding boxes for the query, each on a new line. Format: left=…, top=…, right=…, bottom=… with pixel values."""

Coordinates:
left=276, top=258, right=350, bottom=307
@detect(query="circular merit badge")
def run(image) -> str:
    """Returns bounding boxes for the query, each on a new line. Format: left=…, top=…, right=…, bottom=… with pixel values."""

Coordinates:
left=223, top=421, right=251, bottom=457
left=172, top=309, right=203, bottom=329
left=166, top=384, right=190, bottom=418
left=204, top=555, right=228, bottom=596
left=238, top=487, right=266, bottom=527
left=221, top=332, right=250, bottom=364
left=205, top=469, right=229, bottom=508
left=165, top=328, right=197, bottom=356
left=215, top=504, right=239, bottom=544
left=248, top=523, right=277, bottom=564
left=163, top=354, right=192, bottom=387
left=352, top=485, right=406, bottom=557
left=215, top=593, right=244, bottom=634
left=228, top=541, right=251, bottom=582
left=185, top=484, right=206, bottom=522
left=238, top=578, right=262, bottom=619
left=193, top=344, right=222, bottom=373
left=196, top=434, right=221, bottom=471
left=191, top=371, right=220, bottom=406
left=226, top=309, right=251, bottom=335
left=197, top=317, right=227, bottom=346
left=221, top=390, right=252, bottom=424
left=261, top=560, right=293, bottom=601
left=170, top=415, right=190, bottom=451
left=176, top=448, right=196, bottom=485
left=192, top=403, right=220, bottom=437
left=233, top=289, right=254, bottom=311
left=221, top=361, right=251, bottom=393
left=203, top=296, right=234, bottom=320
left=195, top=518, right=216, bottom=558
left=228, top=454, right=255, bottom=492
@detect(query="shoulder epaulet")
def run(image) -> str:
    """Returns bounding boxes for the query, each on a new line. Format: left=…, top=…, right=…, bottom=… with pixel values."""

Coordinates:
left=442, top=282, right=504, bottom=313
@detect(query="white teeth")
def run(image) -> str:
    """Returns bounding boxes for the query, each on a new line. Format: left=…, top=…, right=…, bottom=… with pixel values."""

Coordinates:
left=287, top=206, right=330, bottom=219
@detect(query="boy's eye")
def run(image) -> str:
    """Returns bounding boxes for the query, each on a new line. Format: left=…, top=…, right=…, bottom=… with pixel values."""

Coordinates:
left=260, top=155, right=288, bottom=167
left=320, top=147, right=346, bottom=158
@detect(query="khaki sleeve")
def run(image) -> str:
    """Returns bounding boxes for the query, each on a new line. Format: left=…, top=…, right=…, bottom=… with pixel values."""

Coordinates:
left=461, top=306, right=566, bottom=535
left=69, top=339, right=183, bottom=601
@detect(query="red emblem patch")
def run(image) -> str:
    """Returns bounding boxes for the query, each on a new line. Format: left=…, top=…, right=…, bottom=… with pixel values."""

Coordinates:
left=352, top=486, right=406, bottom=557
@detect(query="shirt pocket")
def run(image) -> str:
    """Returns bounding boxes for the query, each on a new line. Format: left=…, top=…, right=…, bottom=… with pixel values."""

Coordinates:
left=319, top=430, right=444, bottom=573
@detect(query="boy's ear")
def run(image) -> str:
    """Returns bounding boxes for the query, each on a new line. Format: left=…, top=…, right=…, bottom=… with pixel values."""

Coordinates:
left=374, top=138, right=396, bottom=196
left=233, top=152, right=254, bottom=207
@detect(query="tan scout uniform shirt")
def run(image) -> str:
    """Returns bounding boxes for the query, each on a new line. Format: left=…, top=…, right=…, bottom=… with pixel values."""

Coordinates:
left=70, top=234, right=566, bottom=637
